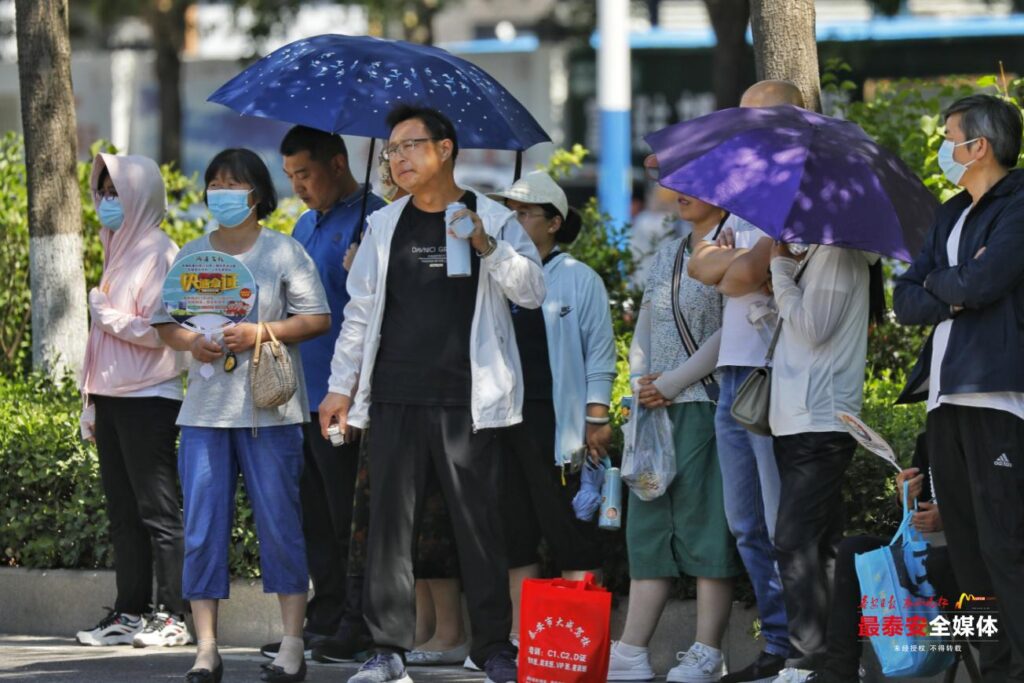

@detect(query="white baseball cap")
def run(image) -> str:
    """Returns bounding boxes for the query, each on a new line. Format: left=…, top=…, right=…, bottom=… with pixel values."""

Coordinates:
left=488, top=170, right=568, bottom=219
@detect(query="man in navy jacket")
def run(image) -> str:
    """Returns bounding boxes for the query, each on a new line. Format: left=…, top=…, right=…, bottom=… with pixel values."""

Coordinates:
left=894, top=94, right=1024, bottom=681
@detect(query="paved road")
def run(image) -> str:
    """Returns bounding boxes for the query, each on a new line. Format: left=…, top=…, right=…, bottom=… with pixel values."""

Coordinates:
left=0, top=635, right=487, bottom=682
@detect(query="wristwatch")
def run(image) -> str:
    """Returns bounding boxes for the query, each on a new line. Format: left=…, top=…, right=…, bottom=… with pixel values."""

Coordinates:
left=477, top=234, right=498, bottom=258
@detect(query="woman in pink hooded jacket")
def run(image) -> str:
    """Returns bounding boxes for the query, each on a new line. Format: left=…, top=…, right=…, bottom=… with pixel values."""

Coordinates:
left=76, top=153, right=189, bottom=650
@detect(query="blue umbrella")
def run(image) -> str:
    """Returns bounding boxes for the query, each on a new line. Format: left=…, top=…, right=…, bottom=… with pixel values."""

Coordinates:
left=645, top=105, right=938, bottom=262
left=208, top=34, right=550, bottom=153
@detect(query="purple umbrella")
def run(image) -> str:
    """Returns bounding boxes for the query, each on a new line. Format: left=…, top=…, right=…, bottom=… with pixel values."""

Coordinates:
left=644, top=105, right=938, bottom=262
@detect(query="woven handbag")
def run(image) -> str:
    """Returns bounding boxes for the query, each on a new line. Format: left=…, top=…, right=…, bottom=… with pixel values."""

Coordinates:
left=250, top=322, right=297, bottom=409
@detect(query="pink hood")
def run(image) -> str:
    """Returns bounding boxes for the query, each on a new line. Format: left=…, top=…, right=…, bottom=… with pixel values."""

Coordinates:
left=81, top=153, right=184, bottom=397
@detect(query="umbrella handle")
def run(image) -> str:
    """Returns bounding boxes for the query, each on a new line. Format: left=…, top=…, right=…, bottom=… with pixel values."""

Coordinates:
left=514, top=150, right=523, bottom=182
left=355, top=138, right=376, bottom=246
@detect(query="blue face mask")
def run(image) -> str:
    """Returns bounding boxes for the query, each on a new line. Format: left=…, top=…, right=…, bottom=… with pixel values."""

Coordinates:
left=207, top=189, right=254, bottom=228
left=937, top=137, right=979, bottom=186
left=98, top=197, right=124, bottom=231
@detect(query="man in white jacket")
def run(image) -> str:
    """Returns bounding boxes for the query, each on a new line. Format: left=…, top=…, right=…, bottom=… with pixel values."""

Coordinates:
left=319, top=105, right=545, bottom=683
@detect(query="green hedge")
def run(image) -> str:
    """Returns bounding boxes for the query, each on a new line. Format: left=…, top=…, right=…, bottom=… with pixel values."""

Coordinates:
left=0, top=372, right=110, bottom=569
left=0, top=371, right=264, bottom=577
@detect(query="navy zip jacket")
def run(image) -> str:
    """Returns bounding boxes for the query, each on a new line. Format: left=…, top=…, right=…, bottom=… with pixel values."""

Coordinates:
left=893, top=169, right=1024, bottom=404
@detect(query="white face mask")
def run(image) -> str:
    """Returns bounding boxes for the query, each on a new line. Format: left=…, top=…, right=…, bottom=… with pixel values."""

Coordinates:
left=937, top=137, right=980, bottom=186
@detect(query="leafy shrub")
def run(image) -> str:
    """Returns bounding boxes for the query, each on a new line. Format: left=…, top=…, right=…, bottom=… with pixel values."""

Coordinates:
left=0, top=371, right=110, bottom=568
left=0, top=369, right=265, bottom=577
left=0, top=133, right=31, bottom=375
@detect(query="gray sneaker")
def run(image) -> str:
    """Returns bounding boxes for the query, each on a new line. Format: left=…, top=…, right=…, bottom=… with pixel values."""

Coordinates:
left=347, top=652, right=413, bottom=683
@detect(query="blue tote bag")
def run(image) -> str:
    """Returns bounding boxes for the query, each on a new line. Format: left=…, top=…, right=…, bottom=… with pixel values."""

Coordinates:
left=854, top=482, right=955, bottom=677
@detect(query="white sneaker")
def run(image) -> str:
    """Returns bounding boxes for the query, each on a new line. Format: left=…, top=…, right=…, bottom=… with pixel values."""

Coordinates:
left=75, top=610, right=144, bottom=646
left=132, top=612, right=193, bottom=647
left=666, top=642, right=725, bottom=683
left=772, top=668, right=811, bottom=683
left=608, top=640, right=655, bottom=681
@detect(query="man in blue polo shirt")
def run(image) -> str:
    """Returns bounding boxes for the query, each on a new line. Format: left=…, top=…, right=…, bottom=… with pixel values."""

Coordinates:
left=260, top=125, right=386, bottom=660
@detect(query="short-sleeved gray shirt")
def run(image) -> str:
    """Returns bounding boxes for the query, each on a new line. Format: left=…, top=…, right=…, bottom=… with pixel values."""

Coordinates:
left=151, top=229, right=329, bottom=428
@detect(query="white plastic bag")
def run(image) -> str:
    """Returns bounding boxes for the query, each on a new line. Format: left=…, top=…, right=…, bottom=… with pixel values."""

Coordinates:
left=620, top=404, right=676, bottom=501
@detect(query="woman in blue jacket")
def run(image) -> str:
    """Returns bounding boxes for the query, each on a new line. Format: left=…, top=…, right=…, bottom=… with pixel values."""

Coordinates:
left=489, top=171, right=617, bottom=637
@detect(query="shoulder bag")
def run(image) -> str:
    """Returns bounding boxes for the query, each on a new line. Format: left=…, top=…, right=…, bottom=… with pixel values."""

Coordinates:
left=730, top=247, right=815, bottom=435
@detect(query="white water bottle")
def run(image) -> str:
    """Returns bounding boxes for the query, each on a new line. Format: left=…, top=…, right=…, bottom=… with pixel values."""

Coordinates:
left=445, top=201, right=473, bottom=278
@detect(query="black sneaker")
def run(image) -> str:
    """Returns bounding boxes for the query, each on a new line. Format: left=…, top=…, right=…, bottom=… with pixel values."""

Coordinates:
left=720, top=650, right=787, bottom=683
left=805, top=671, right=859, bottom=683
left=312, top=621, right=374, bottom=664
left=260, top=632, right=325, bottom=659
left=484, top=650, right=517, bottom=683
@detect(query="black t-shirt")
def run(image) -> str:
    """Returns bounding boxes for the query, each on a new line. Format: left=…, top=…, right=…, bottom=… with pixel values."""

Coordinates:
left=511, top=250, right=558, bottom=401
left=372, top=193, right=479, bottom=405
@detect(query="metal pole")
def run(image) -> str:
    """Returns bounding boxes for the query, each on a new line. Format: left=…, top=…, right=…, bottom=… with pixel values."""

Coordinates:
left=355, top=138, right=376, bottom=245
left=597, top=0, right=632, bottom=231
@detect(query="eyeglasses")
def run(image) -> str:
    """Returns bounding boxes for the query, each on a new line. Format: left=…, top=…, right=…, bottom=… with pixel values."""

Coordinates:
left=97, top=189, right=118, bottom=200
left=382, top=137, right=439, bottom=161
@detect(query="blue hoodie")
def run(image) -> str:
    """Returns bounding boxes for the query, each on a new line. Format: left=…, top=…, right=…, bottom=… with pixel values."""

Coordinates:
left=540, top=252, right=618, bottom=465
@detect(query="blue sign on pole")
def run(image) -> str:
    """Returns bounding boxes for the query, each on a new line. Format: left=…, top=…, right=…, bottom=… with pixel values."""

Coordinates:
left=597, top=0, right=632, bottom=233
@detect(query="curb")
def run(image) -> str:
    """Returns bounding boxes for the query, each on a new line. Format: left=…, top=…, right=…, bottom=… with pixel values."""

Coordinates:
left=0, top=567, right=972, bottom=681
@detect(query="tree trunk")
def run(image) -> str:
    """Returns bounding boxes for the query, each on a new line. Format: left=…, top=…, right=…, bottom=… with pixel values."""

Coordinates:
left=705, top=0, right=751, bottom=109
left=147, top=1, right=187, bottom=166
left=14, top=0, right=88, bottom=379
left=750, top=0, right=821, bottom=112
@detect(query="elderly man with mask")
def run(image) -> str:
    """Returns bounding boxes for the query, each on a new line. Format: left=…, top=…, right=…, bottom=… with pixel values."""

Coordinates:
left=894, top=93, right=1024, bottom=682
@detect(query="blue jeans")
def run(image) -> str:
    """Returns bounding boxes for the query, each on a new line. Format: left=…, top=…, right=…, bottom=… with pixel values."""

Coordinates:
left=179, top=425, right=308, bottom=599
left=715, top=366, right=790, bottom=658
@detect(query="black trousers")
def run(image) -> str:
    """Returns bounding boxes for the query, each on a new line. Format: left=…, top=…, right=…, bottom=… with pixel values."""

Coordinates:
left=927, top=404, right=1024, bottom=681
left=93, top=395, right=184, bottom=615
left=363, top=402, right=513, bottom=667
left=300, top=416, right=359, bottom=636
left=500, top=399, right=602, bottom=570
left=773, top=430, right=856, bottom=660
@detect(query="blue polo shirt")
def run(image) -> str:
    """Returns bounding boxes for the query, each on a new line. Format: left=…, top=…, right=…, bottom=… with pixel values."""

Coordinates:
left=293, top=185, right=386, bottom=411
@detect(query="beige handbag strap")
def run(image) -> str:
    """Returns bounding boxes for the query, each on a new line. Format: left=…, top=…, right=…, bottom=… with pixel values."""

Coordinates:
left=252, top=322, right=283, bottom=367
left=262, top=322, right=281, bottom=346
left=252, top=322, right=264, bottom=365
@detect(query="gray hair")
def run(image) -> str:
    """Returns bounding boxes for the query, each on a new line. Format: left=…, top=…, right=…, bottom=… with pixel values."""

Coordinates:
left=943, top=94, right=1023, bottom=169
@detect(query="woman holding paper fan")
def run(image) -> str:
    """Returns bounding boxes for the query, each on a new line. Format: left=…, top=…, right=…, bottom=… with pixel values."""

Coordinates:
left=612, top=192, right=742, bottom=683
left=153, top=148, right=330, bottom=683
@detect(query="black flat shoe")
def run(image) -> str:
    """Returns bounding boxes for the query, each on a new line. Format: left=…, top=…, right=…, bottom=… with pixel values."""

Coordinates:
left=260, top=659, right=306, bottom=682
left=185, top=658, right=223, bottom=683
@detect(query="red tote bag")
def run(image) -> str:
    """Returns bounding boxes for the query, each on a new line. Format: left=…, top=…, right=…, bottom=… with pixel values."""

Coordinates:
left=518, top=573, right=612, bottom=683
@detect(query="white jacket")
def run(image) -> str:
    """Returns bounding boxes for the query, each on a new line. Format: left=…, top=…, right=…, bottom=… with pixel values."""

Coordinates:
left=769, top=245, right=878, bottom=436
left=327, top=191, right=546, bottom=430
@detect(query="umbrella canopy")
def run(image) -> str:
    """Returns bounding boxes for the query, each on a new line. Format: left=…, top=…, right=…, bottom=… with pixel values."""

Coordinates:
left=208, top=33, right=550, bottom=152
left=644, top=105, right=938, bottom=262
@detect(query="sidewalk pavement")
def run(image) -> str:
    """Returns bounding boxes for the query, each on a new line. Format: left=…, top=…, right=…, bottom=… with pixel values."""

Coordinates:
left=0, top=635, right=483, bottom=682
